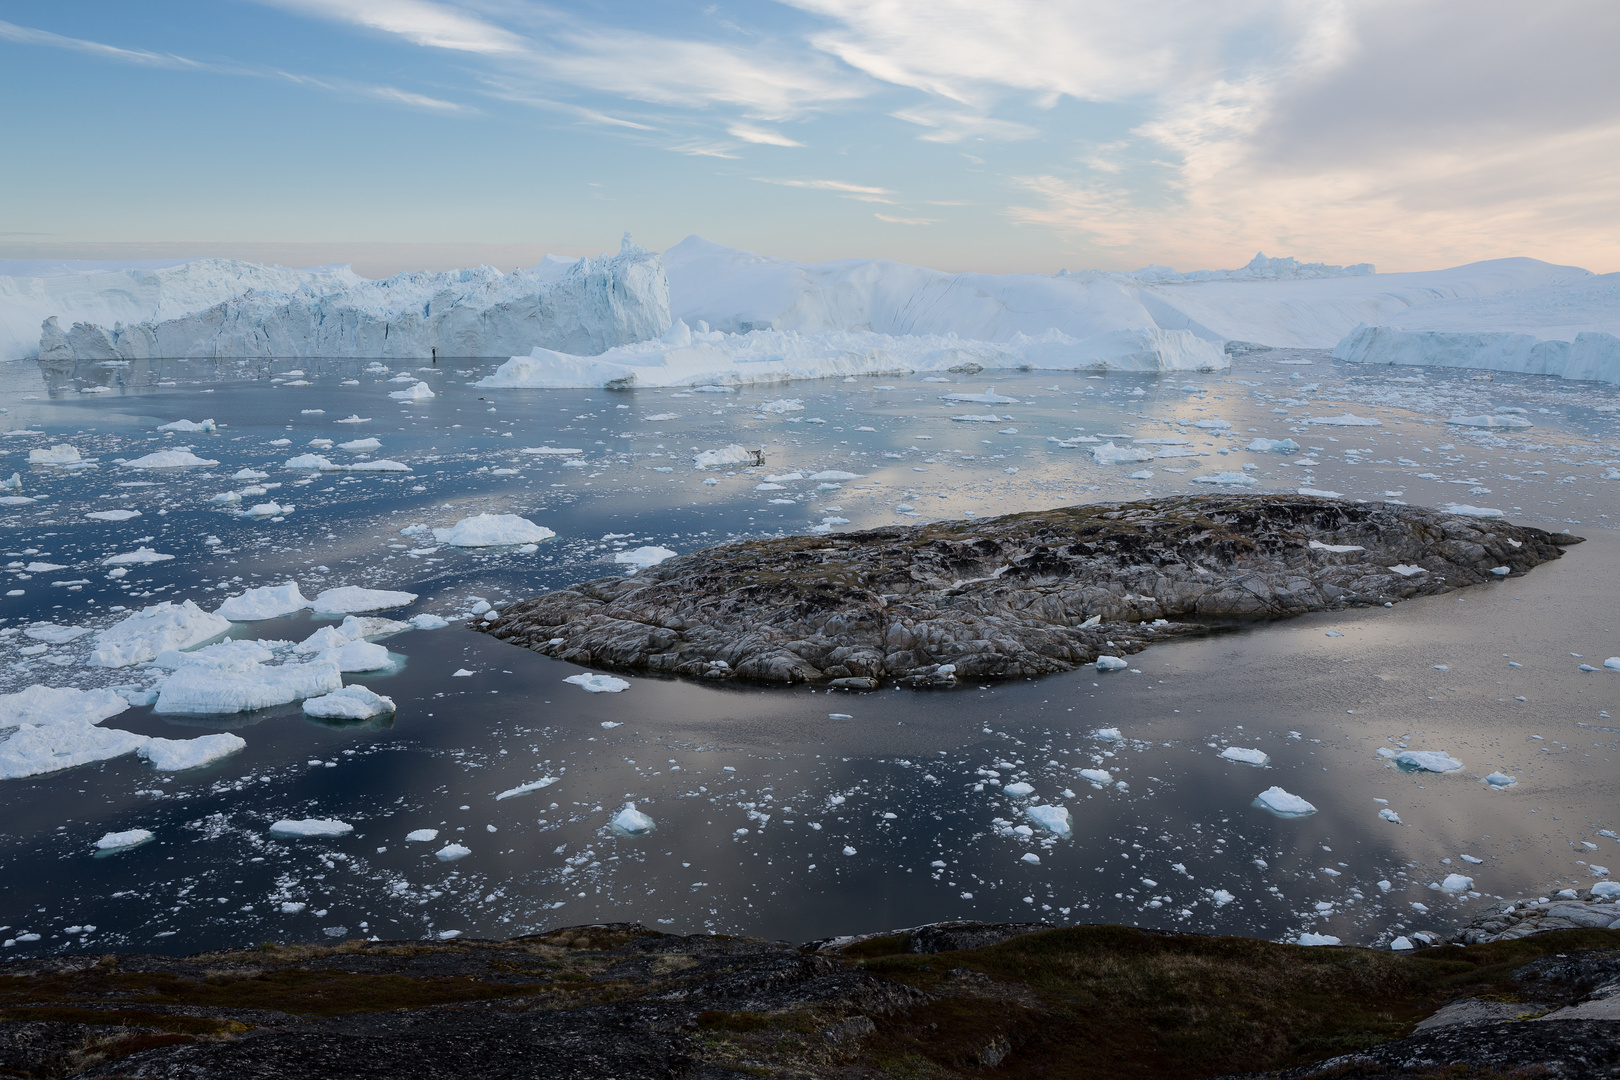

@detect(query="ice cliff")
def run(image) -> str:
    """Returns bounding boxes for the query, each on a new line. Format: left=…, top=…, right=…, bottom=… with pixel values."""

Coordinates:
left=27, top=238, right=669, bottom=362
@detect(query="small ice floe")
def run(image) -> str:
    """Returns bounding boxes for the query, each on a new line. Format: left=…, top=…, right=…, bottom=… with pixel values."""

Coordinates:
left=406, top=829, right=439, bottom=842
left=103, top=547, right=174, bottom=566
left=85, top=509, right=141, bottom=522
left=1297, top=933, right=1342, bottom=946
left=268, top=819, right=353, bottom=839
left=411, top=614, right=449, bottom=630
left=496, top=777, right=557, bottom=801
left=388, top=382, right=434, bottom=401
left=91, top=601, right=231, bottom=668
left=1022, top=852, right=1041, bottom=865
left=564, top=673, right=629, bottom=693
left=1003, top=782, right=1035, bottom=797
left=335, top=414, right=370, bottom=424
left=29, top=445, right=81, bottom=465
left=1390, top=936, right=1414, bottom=950
left=432, top=513, right=555, bottom=547
left=1484, top=772, right=1517, bottom=788
left=137, top=733, right=247, bottom=771
left=1438, top=873, right=1474, bottom=892
left=1079, top=769, right=1113, bottom=786
left=1297, top=487, right=1343, bottom=498
left=154, top=655, right=342, bottom=716
left=1442, top=503, right=1505, bottom=519
left=614, top=546, right=677, bottom=572
left=157, top=418, right=216, bottom=433
left=23, top=624, right=91, bottom=645
left=1394, top=750, right=1464, bottom=773
left=339, top=438, right=381, bottom=451
left=1379, top=807, right=1402, bottom=824
left=1093, top=727, right=1123, bottom=742
left=808, top=470, right=863, bottom=481
left=1595, top=881, right=1620, bottom=898
left=1092, top=442, right=1155, bottom=465
left=601, top=721, right=623, bottom=728
left=1219, top=747, right=1270, bottom=767
left=95, top=829, right=154, bottom=852
left=1190, top=472, right=1259, bottom=486
left=1304, top=414, right=1381, bottom=427
left=310, top=587, right=418, bottom=615
left=1127, top=470, right=1154, bottom=480
left=1603, top=657, right=1620, bottom=670
left=216, top=582, right=310, bottom=621
left=1254, top=786, right=1317, bottom=817
left=611, top=803, right=655, bottom=835
left=1095, top=656, right=1128, bottom=671
left=693, top=445, right=756, bottom=469
left=1388, top=564, right=1427, bottom=577
left=1246, top=438, right=1299, bottom=453
left=1460, top=854, right=1483, bottom=864
left=452, top=668, right=475, bottom=677
left=122, top=450, right=220, bottom=469
left=302, top=685, right=395, bottom=721
left=1024, top=803, right=1072, bottom=838
left=827, top=713, right=852, bottom=720
left=239, top=502, right=291, bottom=519
left=316, top=640, right=392, bottom=673
left=435, top=843, right=471, bottom=861
left=1447, top=414, right=1532, bottom=429
left=942, top=388, right=1018, bottom=404
left=759, top=399, right=805, bottom=413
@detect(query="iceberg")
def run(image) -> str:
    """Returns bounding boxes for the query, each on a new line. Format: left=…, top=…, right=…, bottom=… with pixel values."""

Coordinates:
left=215, top=582, right=310, bottom=621
left=302, top=684, right=396, bottom=720
left=1092, top=442, right=1155, bottom=465
left=1246, top=438, right=1299, bottom=453
left=28, top=445, right=81, bottom=465
left=1219, top=747, right=1270, bottom=766
left=611, top=802, right=656, bottom=835
left=154, top=655, right=342, bottom=715
left=432, top=514, right=555, bottom=547
left=0, top=685, right=149, bottom=780
left=1025, top=804, right=1073, bottom=839
left=1394, top=750, right=1464, bottom=773
left=1254, top=786, right=1317, bottom=817
left=137, top=733, right=247, bottom=771
left=90, top=601, right=231, bottom=668
left=316, top=640, right=392, bottom=672
left=613, top=546, right=678, bottom=572
left=1336, top=324, right=1620, bottom=385
left=29, top=239, right=670, bottom=362
left=95, top=829, right=154, bottom=851
left=103, top=547, right=173, bottom=566
left=310, top=587, right=418, bottom=615
left=121, top=449, right=220, bottom=469
left=565, top=673, right=630, bottom=693
left=268, top=818, right=353, bottom=838
left=156, top=418, right=215, bottom=433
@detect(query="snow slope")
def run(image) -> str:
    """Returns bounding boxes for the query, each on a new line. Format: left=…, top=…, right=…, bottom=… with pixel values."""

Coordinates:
left=17, top=240, right=669, bottom=362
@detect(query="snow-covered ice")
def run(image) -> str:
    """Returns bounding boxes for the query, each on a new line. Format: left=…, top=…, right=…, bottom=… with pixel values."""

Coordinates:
left=1255, top=787, right=1317, bottom=817
left=121, top=449, right=219, bottom=469
left=310, top=587, right=418, bottom=615
left=1219, top=747, right=1271, bottom=766
left=436, top=843, right=471, bottom=861
left=1394, top=750, right=1464, bottom=773
left=90, top=601, right=231, bottom=668
left=613, top=546, right=677, bottom=572
left=94, top=829, right=154, bottom=852
left=1024, top=804, right=1073, bottom=839
left=611, top=803, right=656, bottom=835
left=154, top=656, right=342, bottom=716
left=268, top=819, right=353, bottom=839
left=137, top=733, right=247, bottom=771
left=215, top=583, right=310, bottom=621
left=302, top=685, right=395, bottom=720
left=565, top=673, right=629, bottom=693
left=432, top=514, right=555, bottom=547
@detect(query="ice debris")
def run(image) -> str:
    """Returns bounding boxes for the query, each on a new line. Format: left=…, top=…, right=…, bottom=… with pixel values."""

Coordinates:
left=564, top=673, right=629, bottom=693
left=611, top=803, right=656, bottom=835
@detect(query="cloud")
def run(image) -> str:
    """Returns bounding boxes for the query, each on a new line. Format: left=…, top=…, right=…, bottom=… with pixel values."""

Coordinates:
left=0, top=18, right=210, bottom=72
left=727, top=124, right=804, bottom=147
left=248, top=0, right=527, bottom=55
left=752, top=177, right=894, bottom=196
left=874, top=213, right=937, bottom=225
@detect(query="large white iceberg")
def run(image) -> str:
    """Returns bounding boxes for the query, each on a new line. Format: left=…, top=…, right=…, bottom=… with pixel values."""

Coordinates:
left=154, top=654, right=342, bottom=715
left=29, top=239, right=669, bottom=362
left=302, top=684, right=395, bottom=720
left=90, top=601, right=231, bottom=668
left=310, top=587, right=418, bottom=615
left=0, top=685, right=146, bottom=780
left=215, top=582, right=310, bottom=621
left=138, top=733, right=247, bottom=771
left=432, top=514, right=555, bottom=547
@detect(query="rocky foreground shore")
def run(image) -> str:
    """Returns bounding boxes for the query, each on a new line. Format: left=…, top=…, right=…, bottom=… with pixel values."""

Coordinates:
left=481, top=495, right=1579, bottom=686
left=2, top=919, right=1617, bottom=1079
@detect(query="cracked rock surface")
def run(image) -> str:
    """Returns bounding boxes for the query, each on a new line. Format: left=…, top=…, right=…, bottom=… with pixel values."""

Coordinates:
left=481, top=495, right=1577, bottom=685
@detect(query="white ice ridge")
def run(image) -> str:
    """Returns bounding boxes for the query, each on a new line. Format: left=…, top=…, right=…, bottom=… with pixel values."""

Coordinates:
left=25, top=238, right=669, bottom=362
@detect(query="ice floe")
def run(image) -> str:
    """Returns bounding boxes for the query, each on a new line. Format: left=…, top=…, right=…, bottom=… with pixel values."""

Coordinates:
left=495, top=777, right=557, bottom=801
left=137, top=733, right=247, bottom=771
left=612, top=803, right=656, bottom=835
left=614, top=546, right=677, bottom=572
left=122, top=449, right=220, bottom=469
left=1394, top=750, right=1464, bottom=773
left=1219, top=747, right=1271, bottom=766
left=1255, top=787, right=1317, bottom=817
left=310, top=587, right=418, bottom=615
left=268, top=818, right=353, bottom=838
left=432, top=514, right=555, bottom=547
left=154, top=655, right=342, bottom=716
left=302, top=685, right=395, bottom=720
left=1025, top=804, right=1073, bottom=839
left=565, top=673, right=629, bottom=693
left=215, top=582, right=310, bottom=621
left=94, top=829, right=154, bottom=851
left=90, top=601, right=231, bottom=668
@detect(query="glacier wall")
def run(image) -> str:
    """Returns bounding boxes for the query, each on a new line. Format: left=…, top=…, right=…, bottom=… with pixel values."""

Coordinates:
left=1334, top=324, right=1620, bottom=384
left=32, top=240, right=670, bottom=362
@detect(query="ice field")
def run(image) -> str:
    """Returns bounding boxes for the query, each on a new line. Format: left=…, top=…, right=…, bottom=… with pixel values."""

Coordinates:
left=2, top=341, right=1619, bottom=958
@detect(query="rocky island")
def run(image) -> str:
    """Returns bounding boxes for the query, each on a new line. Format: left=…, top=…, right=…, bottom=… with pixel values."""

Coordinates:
left=482, top=495, right=1579, bottom=686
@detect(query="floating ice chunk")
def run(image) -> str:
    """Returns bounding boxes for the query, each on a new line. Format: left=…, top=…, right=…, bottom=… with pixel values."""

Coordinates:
left=520, top=446, right=583, bottom=456
left=1255, top=786, right=1317, bottom=817
left=1439, top=873, right=1474, bottom=892
left=614, top=546, right=677, bottom=572
left=1379, top=807, right=1402, bottom=824
left=1022, top=852, right=1041, bottom=865
left=1603, top=657, right=1620, bottom=671
left=345, top=459, right=409, bottom=472
left=238, top=502, right=290, bottom=519
left=0, top=685, right=147, bottom=779
left=1219, top=747, right=1270, bottom=766
left=433, top=513, right=555, bottom=547
left=268, top=819, right=353, bottom=838
left=310, top=587, right=418, bottom=615
left=436, top=843, right=470, bottom=861
left=23, top=624, right=91, bottom=645
left=808, top=470, right=863, bottom=481
left=495, top=777, right=557, bottom=800
left=316, top=640, right=392, bottom=672
left=1092, top=442, right=1155, bottom=465
left=942, top=388, right=1018, bottom=404
left=452, top=668, right=475, bottom=677
left=1442, top=504, right=1504, bottom=519
left=405, top=829, right=439, bottom=842
left=1025, top=804, right=1073, bottom=839
left=1394, top=750, right=1463, bottom=773
left=1003, top=782, right=1035, bottom=797
left=1460, top=854, right=1483, bottom=865
left=565, top=673, right=629, bottom=693
left=233, top=468, right=269, bottom=480
left=693, top=444, right=755, bottom=469
left=95, top=829, right=154, bottom=851
left=216, top=582, right=310, bottom=621
left=1304, top=414, right=1381, bottom=427
left=91, top=601, right=230, bottom=668
left=1079, top=768, right=1114, bottom=786
left=759, top=398, right=805, bottom=413
left=1448, top=414, right=1533, bottom=429
left=1093, top=727, right=1123, bottom=741
left=123, top=449, right=219, bottom=469
left=1388, top=564, right=1428, bottom=577
left=1594, top=881, right=1620, bottom=898
left=24, top=561, right=67, bottom=572
left=389, top=381, right=435, bottom=401
left=154, top=657, right=342, bottom=716
left=85, top=509, right=141, bottom=522
left=138, top=733, right=247, bottom=771
left=411, top=614, right=450, bottom=630
left=1, top=685, right=130, bottom=727
left=1308, top=540, right=1365, bottom=554
left=302, top=684, right=395, bottom=720
left=1483, top=772, right=1517, bottom=787
left=611, top=803, right=656, bottom=835
left=1190, top=471, right=1259, bottom=486
left=1127, top=470, right=1154, bottom=480
left=283, top=454, right=333, bottom=470
left=1246, top=438, right=1299, bottom=453
left=29, top=444, right=81, bottom=465
left=1390, top=936, right=1414, bottom=950
left=103, top=547, right=174, bottom=566
left=157, top=418, right=216, bottom=433
left=1297, top=933, right=1341, bottom=946
left=1192, top=417, right=1231, bottom=430
left=335, top=414, right=370, bottom=423
left=338, top=437, right=381, bottom=451
left=1095, top=656, right=1128, bottom=671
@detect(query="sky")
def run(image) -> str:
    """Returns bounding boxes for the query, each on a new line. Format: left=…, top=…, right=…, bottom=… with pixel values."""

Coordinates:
left=1, top=0, right=1617, bottom=276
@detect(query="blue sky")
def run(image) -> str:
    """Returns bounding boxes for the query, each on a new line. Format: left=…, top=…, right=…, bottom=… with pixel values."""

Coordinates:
left=2, top=1, right=1616, bottom=274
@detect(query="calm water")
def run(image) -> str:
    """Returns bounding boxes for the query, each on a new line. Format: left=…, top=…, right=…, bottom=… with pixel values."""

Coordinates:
left=2, top=351, right=1618, bottom=956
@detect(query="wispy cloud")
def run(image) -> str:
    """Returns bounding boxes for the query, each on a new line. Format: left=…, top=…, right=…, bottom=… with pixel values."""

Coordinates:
left=728, top=124, right=804, bottom=147
left=0, top=18, right=211, bottom=72
left=753, top=177, right=893, bottom=195
left=249, top=0, right=526, bottom=55
left=874, top=213, right=937, bottom=225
